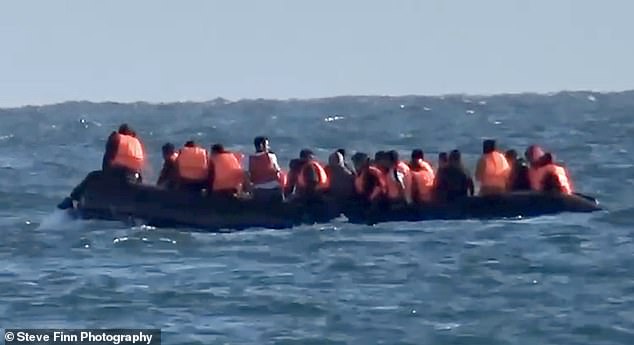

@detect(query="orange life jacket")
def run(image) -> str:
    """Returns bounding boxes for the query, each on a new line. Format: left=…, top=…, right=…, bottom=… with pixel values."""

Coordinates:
left=176, top=146, right=209, bottom=181
left=297, top=160, right=329, bottom=191
left=248, top=153, right=279, bottom=186
left=110, top=133, right=145, bottom=172
left=478, top=151, right=511, bottom=191
left=532, top=163, right=573, bottom=194
left=407, top=159, right=435, bottom=202
left=354, top=165, right=387, bottom=201
left=386, top=161, right=412, bottom=200
left=210, top=152, right=244, bottom=191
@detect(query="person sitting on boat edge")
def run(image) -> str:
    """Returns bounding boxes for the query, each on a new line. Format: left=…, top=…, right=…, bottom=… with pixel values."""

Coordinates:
left=524, top=144, right=545, bottom=189
left=175, top=140, right=209, bottom=193
left=384, top=150, right=412, bottom=205
left=504, top=149, right=531, bottom=191
left=407, top=149, right=435, bottom=204
left=247, top=136, right=284, bottom=202
left=437, top=152, right=449, bottom=172
left=434, top=149, right=474, bottom=203
left=295, top=149, right=329, bottom=200
left=325, top=150, right=355, bottom=200
left=157, top=142, right=179, bottom=189
left=336, top=148, right=356, bottom=174
left=209, top=144, right=246, bottom=198
left=475, top=139, right=511, bottom=195
left=101, top=123, right=145, bottom=184
left=531, top=152, right=573, bottom=194
left=351, top=152, right=386, bottom=205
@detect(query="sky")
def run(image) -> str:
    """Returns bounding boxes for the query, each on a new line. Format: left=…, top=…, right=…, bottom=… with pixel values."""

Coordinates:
left=1, top=0, right=633, bottom=107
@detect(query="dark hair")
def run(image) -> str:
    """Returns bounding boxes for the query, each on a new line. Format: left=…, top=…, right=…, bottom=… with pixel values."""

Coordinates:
left=449, top=149, right=461, bottom=162
left=253, top=136, right=268, bottom=150
left=118, top=123, right=133, bottom=135
left=438, top=152, right=448, bottom=162
left=336, top=148, right=346, bottom=158
left=351, top=152, right=368, bottom=164
left=505, top=149, right=518, bottom=161
left=411, top=149, right=424, bottom=161
left=289, top=158, right=303, bottom=171
left=162, top=143, right=175, bottom=155
left=184, top=140, right=196, bottom=147
left=388, top=150, right=399, bottom=163
left=299, top=149, right=314, bottom=159
left=483, top=139, right=496, bottom=154
left=374, top=151, right=385, bottom=161
left=211, top=144, right=225, bottom=153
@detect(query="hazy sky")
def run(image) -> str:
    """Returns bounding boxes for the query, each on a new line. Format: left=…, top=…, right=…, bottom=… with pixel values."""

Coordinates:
left=1, top=0, right=632, bottom=107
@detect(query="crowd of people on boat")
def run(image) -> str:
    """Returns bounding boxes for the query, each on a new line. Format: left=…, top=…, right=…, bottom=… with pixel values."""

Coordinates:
left=94, top=123, right=574, bottom=205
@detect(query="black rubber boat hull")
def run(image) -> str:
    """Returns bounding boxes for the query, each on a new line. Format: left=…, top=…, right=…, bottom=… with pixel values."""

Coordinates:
left=59, top=171, right=602, bottom=232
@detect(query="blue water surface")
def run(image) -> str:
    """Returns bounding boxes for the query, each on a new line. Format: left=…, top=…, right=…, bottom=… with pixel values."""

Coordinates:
left=1, top=92, right=633, bottom=344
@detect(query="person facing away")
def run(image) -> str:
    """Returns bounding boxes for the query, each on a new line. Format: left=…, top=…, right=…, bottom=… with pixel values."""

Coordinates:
left=336, top=148, right=356, bottom=174
left=531, top=152, right=573, bottom=194
left=437, top=152, right=449, bottom=172
left=247, top=136, right=284, bottom=202
left=295, top=149, right=329, bottom=198
left=157, top=142, right=179, bottom=189
left=384, top=150, right=412, bottom=204
left=475, top=139, right=511, bottom=195
left=324, top=150, right=355, bottom=199
left=351, top=152, right=386, bottom=203
left=101, top=123, right=145, bottom=183
left=208, top=144, right=245, bottom=196
left=283, top=157, right=305, bottom=198
left=524, top=144, right=546, bottom=190
left=407, top=149, right=435, bottom=203
left=433, top=149, right=475, bottom=202
left=504, top=149, right=531, bottom=191
left=175, top=140, right=209, bottom=192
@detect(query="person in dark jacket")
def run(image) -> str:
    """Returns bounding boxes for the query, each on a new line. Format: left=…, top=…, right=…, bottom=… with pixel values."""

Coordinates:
left=433, top=150, right=474, bottom=202
left=325, top=151, right=355, bottom=199
left=505, top=149, right=531, bottom=191
left=157, top=142, right=178, bottom=189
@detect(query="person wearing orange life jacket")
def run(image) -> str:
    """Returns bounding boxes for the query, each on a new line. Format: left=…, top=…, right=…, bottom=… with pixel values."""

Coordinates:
left=531, top=152, right=573, bottom=194
left=407, top=149, right=435, bottom=203
left=295, top=149, right=329, bottom=199
left=384, top=150, right=413, bottom=204
left=102, top=123, right=145, bottom=184
left=156, top=142, right=179, bottom=189
left=175, top=140, right=209, bottom=192
left=475, top=139, right=511, bottom=195
left=351, top=152, right=387, bottom=203
left=209, top=144, right=246, bottom=197
left=247, top=136, right=284, bottom=202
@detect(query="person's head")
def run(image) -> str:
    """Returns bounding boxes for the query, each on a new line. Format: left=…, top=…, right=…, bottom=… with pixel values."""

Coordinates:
left=525, top=145, right=545, bottom=166
left=411, top=149, right=424, bottom=162
left=328, top=151, right=344, bottom=167
left=299, top=149, right=314, bottom=160
left=118, top=123, right=134, bottom=136
left=505, top=149, right=518, bottom=163
left=162, top=143, right=175, bottom=159
left=253, top=136, right=270, bottom=152
left=336, top=148, right=346, bottom=158
left=351, top=152, right=369, bottom=171
left=483, top=139, right=496, bottom=154
left=387, top=150, right=399, bottom=165
left=211, top=144, right=225, bottom=154
left=184, top=140, right=196, bottom=148
left=449, top=149, right=462, bottom=166
left=438, top=152, right=448, bottom=167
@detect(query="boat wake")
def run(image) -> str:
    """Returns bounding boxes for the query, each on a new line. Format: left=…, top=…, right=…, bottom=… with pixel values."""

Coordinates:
left=36, top=209, right=83, bottom=231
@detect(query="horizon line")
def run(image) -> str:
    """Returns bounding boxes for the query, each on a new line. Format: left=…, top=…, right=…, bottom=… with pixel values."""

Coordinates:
left=1, top=88, right=632, bottom=111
